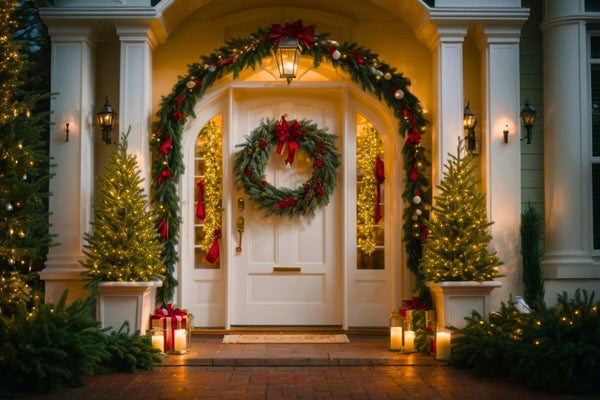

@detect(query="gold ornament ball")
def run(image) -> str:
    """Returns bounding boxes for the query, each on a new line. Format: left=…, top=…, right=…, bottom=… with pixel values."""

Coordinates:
left=416, top=209, right=422, bottom=216
left=413, top=195, right=422, bottom=205
left=394, top=89, right=405, bottom=100
left=384, top=72, right=392, bottom=80
left=186, top=80, right=196, bottom=89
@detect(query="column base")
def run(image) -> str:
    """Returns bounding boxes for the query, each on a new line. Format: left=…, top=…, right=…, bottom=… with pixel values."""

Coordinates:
left=39, top=265, right=89, bottom=305
left=541, top=252, right=600, bottom=305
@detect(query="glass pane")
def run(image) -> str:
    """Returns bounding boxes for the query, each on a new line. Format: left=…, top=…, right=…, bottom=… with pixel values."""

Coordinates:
left=591, top=65, right=600, bottom=156
left=593, top=164, right=600, bottom=249
left=356, top=117, right=385, bottom=270
left=592, top=36, right=600, bottom=59
left=358, top=249, right=384, bottom=270
left=586, top=0, right=600, bottom=12
left=194, top=116, right=222, bottom=269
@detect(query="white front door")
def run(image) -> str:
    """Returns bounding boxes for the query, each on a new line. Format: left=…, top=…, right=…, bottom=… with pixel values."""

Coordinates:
left=230, top=90, right=343, bottom=325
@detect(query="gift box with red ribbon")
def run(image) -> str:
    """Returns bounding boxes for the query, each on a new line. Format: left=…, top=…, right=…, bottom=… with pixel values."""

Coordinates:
left=398, top=296, right=435, bottom=326
left=150, top=304, right=193, bottom=352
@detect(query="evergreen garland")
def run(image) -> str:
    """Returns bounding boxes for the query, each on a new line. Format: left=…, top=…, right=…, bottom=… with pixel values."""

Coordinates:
left=152, top=21, right=430, bottom=304
left=233, top=117, right=340, bottom=217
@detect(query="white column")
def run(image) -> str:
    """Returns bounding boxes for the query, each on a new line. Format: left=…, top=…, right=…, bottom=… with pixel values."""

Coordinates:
left=541, top=11, right=598, bottom=299
left=39, top=25, right=95, bottom=304
left=116, top=25, right=156, bottom=195
left=430, top=25, right=467, bottom=186
left=477, top=25, right=523, bottom=306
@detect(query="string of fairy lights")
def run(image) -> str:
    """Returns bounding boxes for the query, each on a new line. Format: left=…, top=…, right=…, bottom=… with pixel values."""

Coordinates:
left=196, top=120, right=222, bottom=255
left=357, top=125, right=383, bottom=256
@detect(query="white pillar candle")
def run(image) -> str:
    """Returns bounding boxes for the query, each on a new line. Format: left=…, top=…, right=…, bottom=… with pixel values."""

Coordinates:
left=436, top=331, right=451, bottom=360
left=390, top=326, right=403, bottom=351
left=151, top=334, right=164, bottom=353
left=174, top=329, right=187, bottom=352
left=404, top=330, right=415, bottom=353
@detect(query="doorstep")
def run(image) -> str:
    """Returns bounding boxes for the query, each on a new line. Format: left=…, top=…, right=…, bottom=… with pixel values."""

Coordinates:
left=162, top=335, right=443, bottom=367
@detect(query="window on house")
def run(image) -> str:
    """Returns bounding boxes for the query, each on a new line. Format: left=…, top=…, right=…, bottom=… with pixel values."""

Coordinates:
left=356, top=115, right=385, bottom=269
left=590, top=37, right=600, bottom=249
left=586, top=0, right=600, bottom=12
left=194, top=115, right=223, bottom=268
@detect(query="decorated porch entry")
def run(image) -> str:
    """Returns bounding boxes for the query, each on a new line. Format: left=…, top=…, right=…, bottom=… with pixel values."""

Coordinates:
left=152, top=20, right=431, bottom=308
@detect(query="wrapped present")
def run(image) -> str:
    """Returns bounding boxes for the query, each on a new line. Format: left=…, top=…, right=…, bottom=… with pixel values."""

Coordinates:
left=151, top=304, right=193, bottom=352
left=398, top=296, right=435, bottom=326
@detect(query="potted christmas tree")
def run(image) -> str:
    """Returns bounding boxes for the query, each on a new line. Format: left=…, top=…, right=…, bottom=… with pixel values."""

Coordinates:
left=82, top=132, right=165, bottom=334
left=420, top=142, right=502, bottom=330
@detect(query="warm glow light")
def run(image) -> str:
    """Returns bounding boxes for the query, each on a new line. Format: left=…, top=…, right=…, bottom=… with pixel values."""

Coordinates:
left=275, top=36, right=302, bottom=84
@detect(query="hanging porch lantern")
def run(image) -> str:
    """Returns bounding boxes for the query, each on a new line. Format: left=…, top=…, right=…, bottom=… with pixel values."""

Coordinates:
left=96, top=97, right=116, bottom=145
left=520, top=100, right=537, bottom=144
left=463, top=101, right=477, bottom=152
left=274, top=36, right=302, bottom=84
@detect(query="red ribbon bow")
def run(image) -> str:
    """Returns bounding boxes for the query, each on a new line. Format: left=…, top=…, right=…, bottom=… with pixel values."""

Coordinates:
left=274, top=116, right=303, bottom=165
left=157, top=218, right=168, bottom=238
left=375, top=157, right=385, bottom=223
left=196, top=179, right=206, bottom=220
left=157, top=169, right=172, bottom=186
left=159, top=138, right=173, bottom=155
left=155, top=304, right=188, bottom=317
left=398, top=296, right=428, bottom=317
left=269, top=19, right=315, bottom=49
left=402, top=106, right=421, bottom=146
left=206, top=229, right=220, bottom=264
left=173, top=110, right=183, bottom=123
left=175, top=93, right=185, bottom=106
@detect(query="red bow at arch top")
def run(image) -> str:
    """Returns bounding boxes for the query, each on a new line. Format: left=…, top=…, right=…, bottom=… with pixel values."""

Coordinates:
left=398, top=296, right=429, bottom=317
left=275, top=116, right=303, bottom=165
left=269, top=19, right=315, bottom=49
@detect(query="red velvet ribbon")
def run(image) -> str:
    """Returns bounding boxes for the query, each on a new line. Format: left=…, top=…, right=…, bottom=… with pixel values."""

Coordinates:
left=274, top=116, right=303, bottom=165
left=206, top=229, right=220, bottom=264
left=215, top=57, right=236, bottom=67
left=375, top=157, right=385, bottom=223
left=409, top=164, right=418, bottom=182
left=173, top=110, right=183, bottom=123
left=175, top=93, right=185, bottom=106
left=157, top=219, right=168, bottom=238
left=398, top=296, right=429, bottom=317
left=159, top=137, right=173, bottom=155
left=196, top=179, right=205, bottom=220
left=157, top=169, right=172, bottom=186
left=269, top=20, right=315, bottom=49
left=402, top=106, right=421, bottom=146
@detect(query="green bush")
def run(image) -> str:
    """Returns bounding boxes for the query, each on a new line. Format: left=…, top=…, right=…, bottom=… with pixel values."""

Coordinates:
left=450, top=289, right=600, bottom=394
left=0, top=291, right=162, bottom=396
left=521, top=204, right=544, bottom=308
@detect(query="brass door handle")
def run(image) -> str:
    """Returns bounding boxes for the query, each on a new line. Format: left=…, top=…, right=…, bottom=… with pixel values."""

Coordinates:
left=236, top=216, right=244, bottom=253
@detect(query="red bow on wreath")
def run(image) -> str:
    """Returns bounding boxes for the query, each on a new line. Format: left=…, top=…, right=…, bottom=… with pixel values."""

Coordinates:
left=275, top=116, right=303, bottom=165
left=269, top=19, right=315, bottom=49
left=398, top=296, right=428, bottom=317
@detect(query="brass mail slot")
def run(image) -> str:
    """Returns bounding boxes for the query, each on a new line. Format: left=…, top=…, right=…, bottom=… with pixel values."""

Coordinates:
left=273, top=266, right=301, bottom=272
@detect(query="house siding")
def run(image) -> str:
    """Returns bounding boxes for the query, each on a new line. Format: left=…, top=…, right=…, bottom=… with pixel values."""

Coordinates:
left=520, top=0, right=545, bottom=243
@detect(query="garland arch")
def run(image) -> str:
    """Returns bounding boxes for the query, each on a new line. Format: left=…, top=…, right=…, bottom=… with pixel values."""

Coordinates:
left=151, top=20, right=431, bottom=305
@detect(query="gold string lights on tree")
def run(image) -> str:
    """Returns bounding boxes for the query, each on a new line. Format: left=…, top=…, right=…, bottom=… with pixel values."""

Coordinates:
left=357, top=125, right=383, bottom=256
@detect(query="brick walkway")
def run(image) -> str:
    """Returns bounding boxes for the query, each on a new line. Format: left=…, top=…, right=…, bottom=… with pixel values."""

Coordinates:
left=32, top=365, right=568, bottom=399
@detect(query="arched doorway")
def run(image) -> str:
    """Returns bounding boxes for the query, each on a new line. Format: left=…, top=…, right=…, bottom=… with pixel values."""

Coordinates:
left=178, top=64, right=404, bottom=328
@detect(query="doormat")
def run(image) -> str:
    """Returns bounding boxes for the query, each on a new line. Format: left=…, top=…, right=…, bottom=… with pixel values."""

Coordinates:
left=222, top=334, right=350, bottom=344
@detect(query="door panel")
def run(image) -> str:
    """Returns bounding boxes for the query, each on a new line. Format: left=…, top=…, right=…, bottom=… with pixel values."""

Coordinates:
left=231, top=91, right=342, bottom=325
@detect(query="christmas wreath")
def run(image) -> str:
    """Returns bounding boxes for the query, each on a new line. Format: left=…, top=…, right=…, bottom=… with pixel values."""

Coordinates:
left=234, top=116, right=340, bottom=217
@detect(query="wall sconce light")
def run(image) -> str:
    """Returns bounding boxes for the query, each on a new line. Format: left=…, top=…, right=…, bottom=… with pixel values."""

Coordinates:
left=463, top=101, right=477, bottom=152
left=520, top=100, right=537, bottom=144
left=503, top=124, right=509, bottom=143
left=96, top=97, right=116, bottom=145
left=274, top=36, right=302, bottom=84
left=65, top=122, right=69, bottom=143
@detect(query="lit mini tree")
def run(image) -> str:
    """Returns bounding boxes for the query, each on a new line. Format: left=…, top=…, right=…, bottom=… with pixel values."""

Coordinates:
left=82, top=132, right=165, bottom=286
left=419, top=142, right=502, bottom=282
